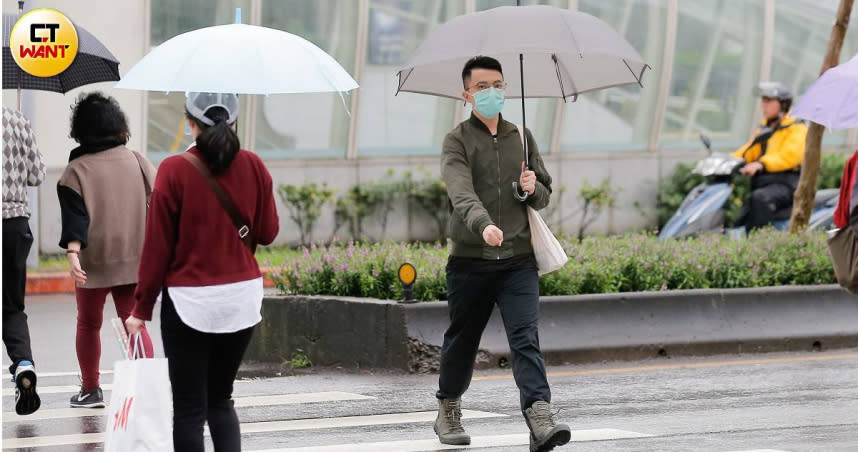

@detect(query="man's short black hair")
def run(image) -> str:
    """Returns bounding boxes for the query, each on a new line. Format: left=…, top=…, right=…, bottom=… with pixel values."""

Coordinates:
left=462, top=56, right=503, bottom=89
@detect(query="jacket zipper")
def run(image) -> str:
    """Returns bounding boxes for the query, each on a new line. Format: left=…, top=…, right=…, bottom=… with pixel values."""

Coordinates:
left=494, top=135, right=501, bottom=260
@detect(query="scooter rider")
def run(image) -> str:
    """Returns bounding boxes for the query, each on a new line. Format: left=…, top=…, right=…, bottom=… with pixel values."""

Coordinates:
left=732, top=82, right=807, bottom=231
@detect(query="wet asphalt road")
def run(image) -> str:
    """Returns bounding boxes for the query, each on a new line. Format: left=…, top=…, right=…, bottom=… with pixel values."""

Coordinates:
left=2, top=295, right=857, bottom=451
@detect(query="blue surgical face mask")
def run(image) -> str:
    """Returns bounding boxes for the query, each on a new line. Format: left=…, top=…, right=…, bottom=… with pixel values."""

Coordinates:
left=473, top=87, right=505, bottom=119
left=185, top=122, right=191, bottom=136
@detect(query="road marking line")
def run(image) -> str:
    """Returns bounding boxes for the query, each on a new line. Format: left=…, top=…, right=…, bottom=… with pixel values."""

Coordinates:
left=237, top=410, right=504, bottom=434
left=0, top=370, right=113, bottom=379
left=1, top=433, right=103, bottom=449
left=724, top=450, right=792, bottom=452
left=2, top=392, right=374, bottom=422
left=473, top=353, right=858, bottom=382
left=250, top=429, right=653, bottom=451
left=2, top=384, right=113, bottom=397
left=2, top=379, right=252, bottom=397
left=1, top=410, right=504, bottom=448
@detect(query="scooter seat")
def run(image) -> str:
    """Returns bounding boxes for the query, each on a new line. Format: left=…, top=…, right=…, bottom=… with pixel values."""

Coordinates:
left=814, top=188, right=840, bottom=209
left=773, top=207, right=792, bottom=221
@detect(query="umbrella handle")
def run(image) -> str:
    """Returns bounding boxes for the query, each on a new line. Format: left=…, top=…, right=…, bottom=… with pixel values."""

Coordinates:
left=512, top=181, right=529, bottom=202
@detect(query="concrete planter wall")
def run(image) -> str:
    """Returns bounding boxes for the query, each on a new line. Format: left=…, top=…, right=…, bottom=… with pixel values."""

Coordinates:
left=245, top=285, right=858, bottom=372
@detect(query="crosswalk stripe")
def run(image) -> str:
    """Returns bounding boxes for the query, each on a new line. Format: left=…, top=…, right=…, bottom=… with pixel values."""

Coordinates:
left=3, top=392, right=374, bottom=422
left=237, top=410, right=503, bottom=435
left=0, top=370, right=113, bottom=379
left=1, top=410, right=504, bottom=449
left=2, top=433, right=103, bottom=449
left=2, top=384, right=113, bottom=396
left=2, top=379, right=252, bottom=397
left=249, top=429, right=654, bottom=451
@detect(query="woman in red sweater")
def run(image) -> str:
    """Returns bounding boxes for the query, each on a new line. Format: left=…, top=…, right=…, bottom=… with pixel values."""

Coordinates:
left=126, top=92, right=279, bottom=451
left=834, top=150, right=857, bottom=231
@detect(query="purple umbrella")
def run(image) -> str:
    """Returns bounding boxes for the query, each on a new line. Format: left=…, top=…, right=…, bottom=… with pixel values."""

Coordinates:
left=791, top=52, right=858, bottom=130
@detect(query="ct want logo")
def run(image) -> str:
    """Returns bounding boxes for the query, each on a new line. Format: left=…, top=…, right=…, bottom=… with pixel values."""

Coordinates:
left=9, top=8, right=79, bottom=78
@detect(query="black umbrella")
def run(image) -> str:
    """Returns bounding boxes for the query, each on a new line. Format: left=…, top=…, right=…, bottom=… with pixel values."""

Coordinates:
left=3, top=4, right=120, bottom=109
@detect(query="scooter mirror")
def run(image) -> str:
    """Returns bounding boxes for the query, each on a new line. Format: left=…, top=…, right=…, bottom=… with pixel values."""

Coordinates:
left=699, top=133, right=713, bottom=154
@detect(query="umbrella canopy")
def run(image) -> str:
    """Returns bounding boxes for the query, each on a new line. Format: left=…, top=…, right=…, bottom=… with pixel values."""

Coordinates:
left=2, top=13, right=120, bottom=93
left=115, top=23, right=358, bottom=95
left=396, top=5, right=649, bottom=100
left=791, top=53, right=858, bottom=130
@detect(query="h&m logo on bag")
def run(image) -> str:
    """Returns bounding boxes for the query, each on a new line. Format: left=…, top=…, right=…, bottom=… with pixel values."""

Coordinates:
left=113, top=397, right=134, bottom=431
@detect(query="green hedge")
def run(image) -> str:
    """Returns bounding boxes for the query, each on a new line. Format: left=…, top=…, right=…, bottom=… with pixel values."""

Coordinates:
left=268, top=229, right=835, bottom=301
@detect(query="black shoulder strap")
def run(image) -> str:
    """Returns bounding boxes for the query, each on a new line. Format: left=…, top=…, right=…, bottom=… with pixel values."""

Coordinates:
left=743, top=120, right=794, bottom=160
left=181, top=153, right=255, bottom=252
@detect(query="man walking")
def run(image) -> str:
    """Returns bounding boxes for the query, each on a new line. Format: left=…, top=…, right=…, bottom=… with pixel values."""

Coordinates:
left=2, top=107, right=44, bottom=415
left=434, top=56, right=570, bottom=451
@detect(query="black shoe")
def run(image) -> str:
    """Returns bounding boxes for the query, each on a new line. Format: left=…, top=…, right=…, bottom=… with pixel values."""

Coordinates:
left=70, top=386, right=106, bottom=408
left=14, top=361, right=41, bottom=415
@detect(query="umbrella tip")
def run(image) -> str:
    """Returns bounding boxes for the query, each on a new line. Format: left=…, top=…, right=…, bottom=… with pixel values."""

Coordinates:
left=235, top=8, right=242, bottom=24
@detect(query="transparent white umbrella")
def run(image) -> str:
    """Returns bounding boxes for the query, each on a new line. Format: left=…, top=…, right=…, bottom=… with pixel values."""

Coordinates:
left=115, top=19, right=357, bottom=96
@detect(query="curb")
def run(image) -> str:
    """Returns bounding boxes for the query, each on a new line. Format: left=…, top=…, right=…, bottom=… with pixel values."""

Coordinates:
left=245, top=285, right=858, bottom=371
left=26, top=268, right=279, bottom=295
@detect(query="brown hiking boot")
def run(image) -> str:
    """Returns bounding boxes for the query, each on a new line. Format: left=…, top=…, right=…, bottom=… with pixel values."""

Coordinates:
left=434, top=398, right=470, bottom=445
left=524, top=401, right=571, bottom=451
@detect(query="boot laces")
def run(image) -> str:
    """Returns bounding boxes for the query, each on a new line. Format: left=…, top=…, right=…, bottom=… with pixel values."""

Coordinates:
left=532, top=403, right=557, bottom=430
left=444, top=399, right=465, bottom=433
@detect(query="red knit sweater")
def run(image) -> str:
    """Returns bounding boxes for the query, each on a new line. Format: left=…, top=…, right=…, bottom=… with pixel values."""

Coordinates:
left=834, top=150, right=858, bottom=230
left=132, top=148, right=279, bottom=320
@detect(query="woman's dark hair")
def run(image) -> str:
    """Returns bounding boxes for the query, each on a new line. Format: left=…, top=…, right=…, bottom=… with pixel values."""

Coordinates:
left=69, top=92, right=130, bottom=146
left=185, top=107, right=241, bottom=174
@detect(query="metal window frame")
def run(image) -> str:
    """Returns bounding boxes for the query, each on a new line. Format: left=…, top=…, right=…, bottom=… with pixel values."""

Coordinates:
left=647, top=0, right=678, bottom=153
left=346, top=0, right=371, bottom=160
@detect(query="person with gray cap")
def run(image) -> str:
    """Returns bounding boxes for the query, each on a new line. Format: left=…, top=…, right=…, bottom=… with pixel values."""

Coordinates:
left=731, top=82, right=808, bottom=230
left=126, top=92, right=279, bottom=452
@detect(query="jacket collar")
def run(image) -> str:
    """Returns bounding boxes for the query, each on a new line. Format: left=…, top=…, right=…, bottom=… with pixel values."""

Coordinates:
left=468, top=113, right=515, bottom=137
left=759, top=114, right=798, bottom=128
left=68, top=140, right=126, bottom=162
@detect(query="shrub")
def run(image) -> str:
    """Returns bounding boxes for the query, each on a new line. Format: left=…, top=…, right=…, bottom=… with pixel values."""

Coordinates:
left=403, top=170, right=449, bottom=241
left=278, top=183, right=335, bottom=247
left=269, top=229, right=835, bottom=300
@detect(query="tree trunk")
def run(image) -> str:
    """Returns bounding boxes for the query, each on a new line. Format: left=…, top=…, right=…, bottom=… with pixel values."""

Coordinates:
left=789, top=0, right=854, bottom=233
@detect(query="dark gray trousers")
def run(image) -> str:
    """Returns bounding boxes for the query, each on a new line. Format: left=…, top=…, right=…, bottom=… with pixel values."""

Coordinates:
left=3, top=217, right=34, bottom=376
left=436, top=267, right=551, bottom=411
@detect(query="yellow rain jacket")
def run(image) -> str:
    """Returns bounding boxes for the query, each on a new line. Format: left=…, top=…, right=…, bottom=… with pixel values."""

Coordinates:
left=732, top=115, right=807, bottom=173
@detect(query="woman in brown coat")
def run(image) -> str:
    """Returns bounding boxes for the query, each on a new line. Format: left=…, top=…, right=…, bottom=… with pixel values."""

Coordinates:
left=57, top=92, right=155, bottom=408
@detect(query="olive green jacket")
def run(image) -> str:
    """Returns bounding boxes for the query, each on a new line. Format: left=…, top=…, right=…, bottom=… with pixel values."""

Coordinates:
left=441, top=114, right=553, bottom=260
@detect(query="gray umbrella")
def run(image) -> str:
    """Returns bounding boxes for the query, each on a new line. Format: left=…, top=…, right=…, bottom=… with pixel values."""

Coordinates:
left=3, top=8, right=120, bottom=109
left=396, top=4, right=649, bottom=200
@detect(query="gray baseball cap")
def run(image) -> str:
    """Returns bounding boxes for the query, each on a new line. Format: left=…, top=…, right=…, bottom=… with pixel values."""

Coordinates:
left=185, top=92, right=239, bottom=126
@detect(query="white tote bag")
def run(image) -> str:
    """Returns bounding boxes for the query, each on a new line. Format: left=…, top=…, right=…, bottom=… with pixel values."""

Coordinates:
left=104, top=333, right=173, bottom=452
left=515, top=126, right=569, bottom=276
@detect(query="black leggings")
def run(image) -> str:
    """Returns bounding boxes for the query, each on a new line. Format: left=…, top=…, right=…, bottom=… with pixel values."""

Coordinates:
left=160, top=291, right=255, bottom=452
